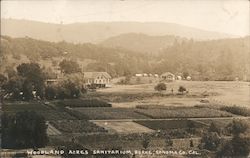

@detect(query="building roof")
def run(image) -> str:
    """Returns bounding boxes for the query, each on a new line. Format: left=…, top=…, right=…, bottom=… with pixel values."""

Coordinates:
left=83, top=72, right=111, bottom=79
left=161, top=72, right=175, bottom=77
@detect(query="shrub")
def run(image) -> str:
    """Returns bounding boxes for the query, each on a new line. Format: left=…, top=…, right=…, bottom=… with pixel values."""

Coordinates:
left=178, top=86, right=187, bottom=94
left=154, top=83, right=166, bottom=92
left=226, top=120, right=249, bottom=136
left=208, top=122, right=223, bottom=136
left=142, top=136, right=150, bottom=149
left=217, top=136, right=250, bottom=157
left=200, top=132, right=221, bottom=151
left=45, top=86, right=57, bottom=100
left=217, top=120, right=250, bottom=157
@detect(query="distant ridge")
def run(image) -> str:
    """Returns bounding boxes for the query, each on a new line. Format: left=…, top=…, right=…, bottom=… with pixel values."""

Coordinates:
left=1, top=19, right=236, bottom=44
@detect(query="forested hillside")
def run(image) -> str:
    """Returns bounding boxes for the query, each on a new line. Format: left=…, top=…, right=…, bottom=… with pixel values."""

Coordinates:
left=1, top=36, right=249, bottom=80
left=156, top=37, right=250, bottom=80
left=99, top=33, right=185, bottom=54
left=0, top=36, right=152, bottom=77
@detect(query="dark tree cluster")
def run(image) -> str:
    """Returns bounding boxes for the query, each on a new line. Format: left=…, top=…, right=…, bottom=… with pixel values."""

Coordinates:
left=59, top=59, right=81, bottom=74
left=45, top=80, right=84, bottom=100
left=2, top=63, right=45, bottom=100
left=200, top=120, right=250, bottom=157
left=1, top=111, right=48, bottom=149
left=154, top=83, right=167, bottom=92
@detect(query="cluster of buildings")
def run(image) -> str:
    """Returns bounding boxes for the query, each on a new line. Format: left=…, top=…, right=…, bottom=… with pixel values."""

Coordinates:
left=45, top=60, right=192, bottom=89
left=46, top=71, right=112, bottom=88
left=135, top=72, right=191, bottom=82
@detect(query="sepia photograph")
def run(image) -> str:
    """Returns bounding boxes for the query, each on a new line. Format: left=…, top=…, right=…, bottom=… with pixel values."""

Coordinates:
left=0, top=0, right=250, bottom=157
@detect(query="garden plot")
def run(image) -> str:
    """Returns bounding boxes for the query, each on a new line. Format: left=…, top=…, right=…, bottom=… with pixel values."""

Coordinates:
left=2, top=102, right=76, bottom=120
left=135, top=107, right=233, bottom=119
left=73, top=107, right=149, bottom=120
left=134, top=120, right=205, bottom=130
left=50, top=120, right=107, bottom=134
left=92, top=121, right=154, bottom=134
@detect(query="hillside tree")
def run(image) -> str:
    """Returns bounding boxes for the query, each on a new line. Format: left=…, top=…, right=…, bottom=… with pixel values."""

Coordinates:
left=59, top=59, right=81, bottom=74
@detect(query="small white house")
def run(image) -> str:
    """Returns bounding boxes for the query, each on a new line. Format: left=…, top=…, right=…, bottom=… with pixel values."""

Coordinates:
left=154, top=74, right=159, bottom=78
left=135, top=74, right=143, bottom=77
left=160, top=72, right=175, bottom=82
left=186, top=76, right=192, bottom=81
left=176, top=76, right=182, bottom=80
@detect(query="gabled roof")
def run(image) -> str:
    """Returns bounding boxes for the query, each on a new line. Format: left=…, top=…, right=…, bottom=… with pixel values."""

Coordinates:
left=83, top=72, right=111, bottom=79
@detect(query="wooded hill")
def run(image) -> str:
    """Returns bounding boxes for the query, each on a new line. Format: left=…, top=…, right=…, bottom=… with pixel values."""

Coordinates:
left=1, top=19, right=235, bottom=43
left=1, top=35, right=249, bottom=81
left=99, top=33, right=185, bottom=54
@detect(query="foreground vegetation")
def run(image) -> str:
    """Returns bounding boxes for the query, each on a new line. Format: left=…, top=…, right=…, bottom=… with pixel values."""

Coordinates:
left=1, top=111, right=48, bottom=149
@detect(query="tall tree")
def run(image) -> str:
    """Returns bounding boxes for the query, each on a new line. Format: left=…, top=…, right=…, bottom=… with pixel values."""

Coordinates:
left=59, top=59, right=81, bottom=74
left=16, top=63, right=45, bottom=100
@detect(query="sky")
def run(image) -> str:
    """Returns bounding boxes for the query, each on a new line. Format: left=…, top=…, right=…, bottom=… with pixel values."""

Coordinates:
left=1, top=0, right=250, bottom=36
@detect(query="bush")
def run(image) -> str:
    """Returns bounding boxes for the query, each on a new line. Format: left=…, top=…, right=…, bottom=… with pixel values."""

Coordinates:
left=178, top=86, right=187, bottom=94
left=154, top=83, right=166, bottom=92
left=45, top=86, right=57, bottom=100
left=209, top=122, right=222, bottom=135
left=142, top=136, right=150, bottom=149
left=217, top=136, right=250, bottom=157
left=200, top=132, right=221, bottom=151
left=226, top=120, right=249, bottom=136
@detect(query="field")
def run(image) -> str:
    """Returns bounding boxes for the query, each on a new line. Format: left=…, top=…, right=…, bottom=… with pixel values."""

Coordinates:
left=92, top=120, right=154, bottom=133
left=134, top=120, right=205, bottom=130
left=196, top=119, right=233, bottom=128
left=73, top=107, right=149, bottom=120
left=2, top=101, right=76, bottom=120
left=98, top=81, right=250, bottom=108
left=49, top=120, right=107, bottom=134
left=54, top=99, right=111, bottom=108
left=135, top=107, right=233, bottom=119
left=2, top=80, right=249, bottom=154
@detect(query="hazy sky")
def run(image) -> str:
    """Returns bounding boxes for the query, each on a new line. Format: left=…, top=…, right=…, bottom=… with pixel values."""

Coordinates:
left=1, top=0, right=249, bottom=36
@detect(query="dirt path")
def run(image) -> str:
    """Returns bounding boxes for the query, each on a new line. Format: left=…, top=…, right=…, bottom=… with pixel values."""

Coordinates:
left=90, top=116, right=250, bottom=122
left=46, top=122, right=61, bottom=136
left=93, top=121, right=154, bottom=133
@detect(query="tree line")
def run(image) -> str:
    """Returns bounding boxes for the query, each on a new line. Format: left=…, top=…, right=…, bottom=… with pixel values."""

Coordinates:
left=0, top=62, right=85, bottom=101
